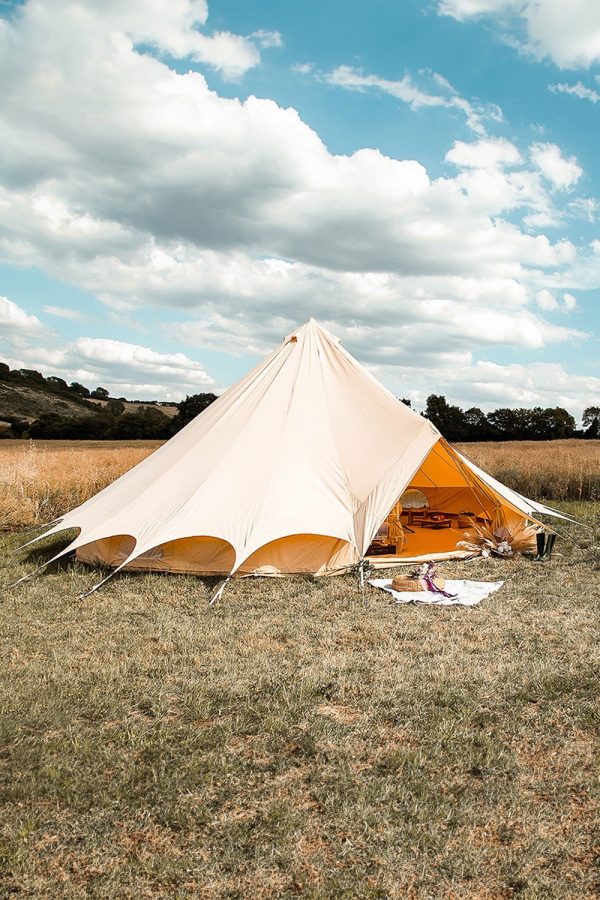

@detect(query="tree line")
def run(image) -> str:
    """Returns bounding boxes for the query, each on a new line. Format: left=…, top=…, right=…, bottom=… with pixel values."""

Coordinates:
left=1, top=361, right=598, bottom=441
left=413, top=394, right=600, bottom=442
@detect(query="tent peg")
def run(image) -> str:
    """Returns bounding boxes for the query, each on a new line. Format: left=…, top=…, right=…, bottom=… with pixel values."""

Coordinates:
left=209, top=575, right=231, bottom=607
left=357, top=558, right=373, bottom=606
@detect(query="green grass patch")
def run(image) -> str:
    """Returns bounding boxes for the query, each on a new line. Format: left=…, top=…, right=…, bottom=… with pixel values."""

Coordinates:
left=1, top=503, right=599, bottom=897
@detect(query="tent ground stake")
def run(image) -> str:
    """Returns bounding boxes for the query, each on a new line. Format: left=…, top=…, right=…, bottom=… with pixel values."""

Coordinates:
left=358, top=559, right=371, bottom=607
left=3, top=556, right=60, bottom=590
left=78, top=566, right=124, bottom=600
left=209, top=576, right=231, bottom=607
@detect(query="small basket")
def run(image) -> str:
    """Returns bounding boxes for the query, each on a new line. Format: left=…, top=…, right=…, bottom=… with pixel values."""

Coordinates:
left=392, top=574, right=447, bottom=593
left=392, top=575, right=425, bottom=592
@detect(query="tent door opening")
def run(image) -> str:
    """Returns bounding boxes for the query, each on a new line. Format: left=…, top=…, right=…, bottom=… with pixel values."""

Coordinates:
left=366, top=440, right=495, bottom=563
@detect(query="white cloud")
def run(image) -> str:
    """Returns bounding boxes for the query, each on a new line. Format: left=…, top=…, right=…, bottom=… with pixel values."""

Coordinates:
left=324, top=65, right=501, bottom=135
left=536, top=288, right=559, bottom=310
left=438, top=0, right=519, bottom=17
left=550, top=81, right=600, bottom=103
left=440, top=360, right=600, bottom=417
left=292, top=62, right=314, bottom=75
left=525, top=0, right=600, bottom=69
left=165, top=305, right=580, bottom=379
left=0, top=296, right=43, bottom=334
left=438, top=0, right=600, bottom=69
left=446, top=139, right=563, bottom=224
left=250, top=30, right=283, bottom=49
left=540, top=238, right=600, bottom=292
left=567, top=197, right=598, bottom=223
left=1, top=333, right=214, bottom=400
left=11, top=241, right=583, bottom=357
left=0, top=3, right=577, bottom=283
left=72, top=337, right=213, bottom=385
left=522, top=210, right=559, bottom=229
left=530, top=142, right=582, bottom=189
left=535, top=288, right=580, bottom=313
left=42, top=305, right=83, bottom=320
left=17, top=0, right=277, bottom=81
left=445, top=137, right=522, bottom=170
left=0, top=0, right=594, bottom=404
left=365, top=356, right=598, bottom=421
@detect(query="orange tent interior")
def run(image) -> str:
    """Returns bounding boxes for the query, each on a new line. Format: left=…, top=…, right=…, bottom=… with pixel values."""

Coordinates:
left=367, top=439, right=535, bottom=564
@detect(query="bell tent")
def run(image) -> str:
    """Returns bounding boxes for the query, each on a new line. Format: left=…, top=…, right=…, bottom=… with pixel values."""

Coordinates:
left=22, top=319, right=563, bottom=584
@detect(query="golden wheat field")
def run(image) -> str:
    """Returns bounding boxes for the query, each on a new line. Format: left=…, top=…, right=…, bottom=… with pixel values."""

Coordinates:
left=0, top=440, right=161, bottom=530
left=0, top=438, right=598, bottom=531
left=455, top=439, right=600, bottom=503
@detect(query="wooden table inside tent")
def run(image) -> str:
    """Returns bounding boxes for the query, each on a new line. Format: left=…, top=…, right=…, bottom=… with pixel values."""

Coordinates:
left=402, top=509, right=484, bottom=529
left=420, top=513, right=453, bottom=529
left=403, top=509, right=451, bottom=527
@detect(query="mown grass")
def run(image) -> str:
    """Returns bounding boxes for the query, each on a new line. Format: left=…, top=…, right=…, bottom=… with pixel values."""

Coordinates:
left=1, top=502, right=599, bottom=897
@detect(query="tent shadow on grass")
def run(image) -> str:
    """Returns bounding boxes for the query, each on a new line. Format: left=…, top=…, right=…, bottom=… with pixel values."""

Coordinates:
left=16, top=530, right=76, bottom=572
left=20, top=534, right=226, bottom=593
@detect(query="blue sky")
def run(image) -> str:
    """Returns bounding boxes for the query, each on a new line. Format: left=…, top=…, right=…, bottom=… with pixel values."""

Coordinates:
left=0, top=0, right=598, bottom=418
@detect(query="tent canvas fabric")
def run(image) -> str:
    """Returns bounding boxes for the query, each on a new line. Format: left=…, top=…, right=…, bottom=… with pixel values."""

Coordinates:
left=21, top=319, right=564, bottom=582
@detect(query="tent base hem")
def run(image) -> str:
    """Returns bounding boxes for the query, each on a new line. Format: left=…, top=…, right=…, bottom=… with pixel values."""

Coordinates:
left=367, top=549, right=479, bottom=567
left=74, top=557, right=356, bottom=578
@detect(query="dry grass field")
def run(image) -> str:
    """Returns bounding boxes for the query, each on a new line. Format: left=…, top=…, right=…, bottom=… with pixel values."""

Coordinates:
left=1, top=440, right=599, bottom=897
left=0, top=438, right=599, bottom=531
left=456, top=440, right=600, bottom=503
left=0, top=441, right=161, bottom=530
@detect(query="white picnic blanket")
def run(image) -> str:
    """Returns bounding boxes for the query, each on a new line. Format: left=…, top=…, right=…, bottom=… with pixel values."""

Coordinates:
left=368, top=578, right=504, bottom=607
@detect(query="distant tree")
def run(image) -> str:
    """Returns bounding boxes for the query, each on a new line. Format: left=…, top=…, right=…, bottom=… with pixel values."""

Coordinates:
left=90, top=386, right=110, bottom=400
left=111, top=406, right=169, bottom=440
left=400, top=398, right=412, bottom=407
left=463, top=407, right=496, bottom=441
left=4, top=416, right=29, bottom=438
left=46, top=376, right=69, bottom=392
left=16, top=368, right=45, bottom=384
left=583, top=405, right=600, bottom=439
left=81, top=413, right=115, bottom=439
left=70, top=382, right=90, bottom=397
left=29, top=413, right=79, bottom=439
left=487, top=406, right=576, bottom=441
left=169, top=393, right=218, bottom=434
left=424, top=394, right=468, bottom=441
left=106, top=399, right=125, bottom=417
left=487, top=407, right=529, bottom=440
left=534, top=407, right=576, bottom=440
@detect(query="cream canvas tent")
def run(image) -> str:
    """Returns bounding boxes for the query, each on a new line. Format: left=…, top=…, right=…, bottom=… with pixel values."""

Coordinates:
left=20, top=319, right=566, bottom=585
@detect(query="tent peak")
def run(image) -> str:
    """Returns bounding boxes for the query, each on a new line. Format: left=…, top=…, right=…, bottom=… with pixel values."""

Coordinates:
left=285, top=318, right=340, bottom=344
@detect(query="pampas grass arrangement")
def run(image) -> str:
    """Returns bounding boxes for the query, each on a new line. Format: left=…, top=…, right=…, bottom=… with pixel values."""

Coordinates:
left=456, top=510, right=540, bottom=558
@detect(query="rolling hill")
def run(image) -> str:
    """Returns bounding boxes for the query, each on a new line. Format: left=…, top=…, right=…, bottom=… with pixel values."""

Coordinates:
left=0, top=363, right=180, bottom=439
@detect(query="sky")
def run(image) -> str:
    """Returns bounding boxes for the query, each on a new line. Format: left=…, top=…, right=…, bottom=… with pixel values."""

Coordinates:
left=0, top=0, right=599, bottom=420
